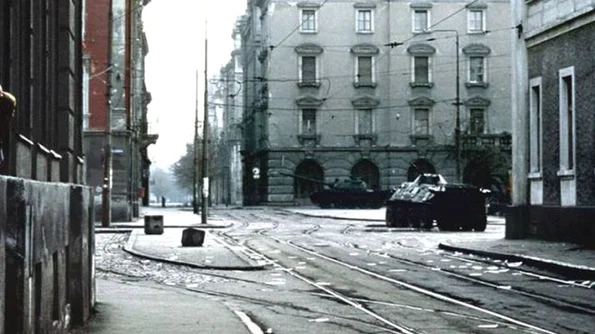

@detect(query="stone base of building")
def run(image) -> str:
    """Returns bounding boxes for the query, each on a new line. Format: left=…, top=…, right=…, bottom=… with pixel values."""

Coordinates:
left=526, top=206, right=595, bottom=248
left=505, top=205, right=529, bottom=239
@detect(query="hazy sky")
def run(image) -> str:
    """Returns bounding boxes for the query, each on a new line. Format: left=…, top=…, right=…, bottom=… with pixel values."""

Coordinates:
left=143, top=0, right=246, bottom=169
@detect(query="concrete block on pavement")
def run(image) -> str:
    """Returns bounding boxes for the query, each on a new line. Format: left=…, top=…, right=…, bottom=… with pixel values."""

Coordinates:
left=144, top=215, right=164, bottom=235
left=181, top=228, right=205, bottom=247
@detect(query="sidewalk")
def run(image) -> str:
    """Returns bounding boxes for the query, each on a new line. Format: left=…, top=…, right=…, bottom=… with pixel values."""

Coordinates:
left=77, top=206, right=595, bottom=333
left=285, top=207, right=595, bottom=279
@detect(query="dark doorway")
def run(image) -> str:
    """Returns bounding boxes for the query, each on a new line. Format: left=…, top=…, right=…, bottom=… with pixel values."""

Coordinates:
left=351, top=159, right=380, bottom=189
left=294, top=159, right=324, bottom=202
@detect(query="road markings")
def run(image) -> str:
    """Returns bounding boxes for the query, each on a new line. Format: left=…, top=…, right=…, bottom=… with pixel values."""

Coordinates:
left=234, top=311, right=265, bottom=334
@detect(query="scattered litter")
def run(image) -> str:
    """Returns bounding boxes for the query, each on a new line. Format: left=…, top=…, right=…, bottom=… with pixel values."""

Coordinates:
left=498, top=285, right=512, bottom=290
left=469, top=273, right=482, bottom=277
left=505, top=261, right=523, bottom=267
left=478, top=324, right=499, bottom=329
left=309, top=318, right=330, bottom=323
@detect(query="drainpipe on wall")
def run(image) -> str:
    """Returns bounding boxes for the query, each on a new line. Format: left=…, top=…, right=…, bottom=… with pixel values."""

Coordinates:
left=506, top=0, right=529, bottom=239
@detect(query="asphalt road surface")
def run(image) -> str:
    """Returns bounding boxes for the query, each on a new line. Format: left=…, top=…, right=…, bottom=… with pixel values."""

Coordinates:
left=97, top=208, right=594, bottom=334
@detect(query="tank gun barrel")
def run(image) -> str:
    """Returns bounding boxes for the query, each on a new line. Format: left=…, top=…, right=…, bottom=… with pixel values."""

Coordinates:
left=277, top=171, right=333, bottom=187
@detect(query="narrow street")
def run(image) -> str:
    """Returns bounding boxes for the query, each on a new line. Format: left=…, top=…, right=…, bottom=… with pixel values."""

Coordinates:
left=95, top=208, right=595, bottom=334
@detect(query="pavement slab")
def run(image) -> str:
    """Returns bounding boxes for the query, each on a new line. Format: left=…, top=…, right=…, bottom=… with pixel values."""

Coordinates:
left=124, top=227, right=269, bottom=270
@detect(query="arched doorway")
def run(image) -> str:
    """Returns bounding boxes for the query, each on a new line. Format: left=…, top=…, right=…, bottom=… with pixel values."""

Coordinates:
left=407, top=159, right=436, bottom=181
left=351, top=159, right=380, bottom=189
left=294, top=159, right=324, bottom=203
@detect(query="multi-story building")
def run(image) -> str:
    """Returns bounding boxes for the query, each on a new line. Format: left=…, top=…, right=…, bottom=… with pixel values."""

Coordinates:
left=240, top=0, right=512, bottom=206
left=509, top=0, right=595, bottom=246
left=0, top=2, right=95, bottom=332
left=84, top=0, right=157, bottom=222
left=215, top=20, right=245, bottom=206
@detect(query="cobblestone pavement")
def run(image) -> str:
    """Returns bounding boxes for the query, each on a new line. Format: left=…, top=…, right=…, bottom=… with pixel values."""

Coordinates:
left=95, top=233, right=230, bottom=286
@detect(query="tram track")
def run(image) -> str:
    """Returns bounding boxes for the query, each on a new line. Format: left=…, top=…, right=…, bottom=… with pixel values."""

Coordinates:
left=216, top=209, right=592, bottom=333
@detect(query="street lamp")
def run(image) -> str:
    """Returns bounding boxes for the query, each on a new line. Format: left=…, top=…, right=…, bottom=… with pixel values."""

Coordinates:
left=386, top=29, right=462, bottom=182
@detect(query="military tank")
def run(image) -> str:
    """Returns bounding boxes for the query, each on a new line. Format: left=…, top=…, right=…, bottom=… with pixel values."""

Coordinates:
left=310, top=177, right=393, bottom=209
left=280, top=172, right=393, bottom=209
left=385, top=173, right=488, bottom=231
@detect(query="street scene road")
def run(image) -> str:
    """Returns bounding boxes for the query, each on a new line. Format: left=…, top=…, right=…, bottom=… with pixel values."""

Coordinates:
left=88, top=207, right=595, bottom=334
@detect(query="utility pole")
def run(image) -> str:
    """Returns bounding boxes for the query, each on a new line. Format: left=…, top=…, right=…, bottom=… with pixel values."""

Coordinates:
left=193, top=70, right=199, bottom=214
left=102, top=110, right=112, bottom=227
left=201, top=12, right=209, bottom=224
left=454, top=32, right=461, bottom=183
left=428, top=30, right=461, bottom=182
left=386, top=30, right=462, bottom=182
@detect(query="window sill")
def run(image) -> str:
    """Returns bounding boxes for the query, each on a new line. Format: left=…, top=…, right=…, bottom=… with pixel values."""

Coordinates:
left=297, top=82, right=321, bottom=88
left=353, top=82, right=377, bottom=88
left=465, top=82, right=489, bottom=88
left=528, top=172, right=542, bottom=180
left=356, top=31, right=374, bottom=34
left=409, top=134, right=433, bottom=146
left=410, top=82, right=434, bottom=88
left=299, top=30, right=318, bottom=34
left=298, top=134, right=320, bottom=146
left=557, top=169, right=575, bottom=180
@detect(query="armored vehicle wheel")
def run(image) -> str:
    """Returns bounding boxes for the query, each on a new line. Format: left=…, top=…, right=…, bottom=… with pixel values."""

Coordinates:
left=474, top=216, right=487, bottom=232
left=437, top=219, right=459, bottom=231
left=385, top=207, right=396, bottom=227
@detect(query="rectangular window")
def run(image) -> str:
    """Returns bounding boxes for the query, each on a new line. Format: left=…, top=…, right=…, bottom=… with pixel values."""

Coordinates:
left=301, top=56, right=317, bottom=84
left=302, top=109, right=317, bottom=135
left=469, top=108, right=485, bottom=134
left=529, top=78, right=542, bottom=173
left=414, top=56, right=429, bottom=84
left=469, top=56, right=485, bottom=83
left=357, top=56, right=373, bottom=84
left=300, top=9, right=317, bottom=32
left=468, top=9, right=485, bottom=32
left=414, top=108, right=429, bottom=135
left=356, top=9, right=373, bottom=32
left=357, top=109, right=373, bottom=134
left=560, top=73, right=574, bottom=170
left=413, top=9, right=428, bottom=32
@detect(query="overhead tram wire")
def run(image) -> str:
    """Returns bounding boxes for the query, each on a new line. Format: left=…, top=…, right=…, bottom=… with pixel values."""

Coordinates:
left=324, top=0, right=482, bottom=103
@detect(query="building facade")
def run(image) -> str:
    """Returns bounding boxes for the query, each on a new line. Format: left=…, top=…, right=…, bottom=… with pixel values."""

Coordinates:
left=215, top=20, right=246, bottom=206
left=0, top=1, right=86, bottom=182
left=84, top=0, right=157, bottom=222
left=0, top=2, right=96, bottom=332
left=240, top=0, right=512, bottom=206
left=509, top=0, right=595, bottom=246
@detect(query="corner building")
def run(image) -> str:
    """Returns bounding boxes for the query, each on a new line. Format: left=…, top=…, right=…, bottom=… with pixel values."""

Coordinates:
left=241, top=0, right=512, bottom=205
left=508, top=0, right=595, bottom=246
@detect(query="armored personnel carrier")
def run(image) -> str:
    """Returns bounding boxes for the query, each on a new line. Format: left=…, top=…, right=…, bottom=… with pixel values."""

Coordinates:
left=385, top=173, right=488, bottom=231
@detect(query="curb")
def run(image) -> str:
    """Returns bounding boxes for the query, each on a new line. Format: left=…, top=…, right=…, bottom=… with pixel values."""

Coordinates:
left=280, top=209, right=385, bottom=222
left=123, top=230, right=269, bottom=271
left=439, top=243, right=595, bottom=279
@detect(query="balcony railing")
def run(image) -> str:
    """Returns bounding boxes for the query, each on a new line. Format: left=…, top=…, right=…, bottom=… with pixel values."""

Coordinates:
left=462, top=133, right=511, bottom=150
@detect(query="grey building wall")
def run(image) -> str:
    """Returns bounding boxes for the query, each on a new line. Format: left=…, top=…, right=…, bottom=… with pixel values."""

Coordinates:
left=517, top=0, right=595, bottom=245
left=242, top=0, right=512, bottom=205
